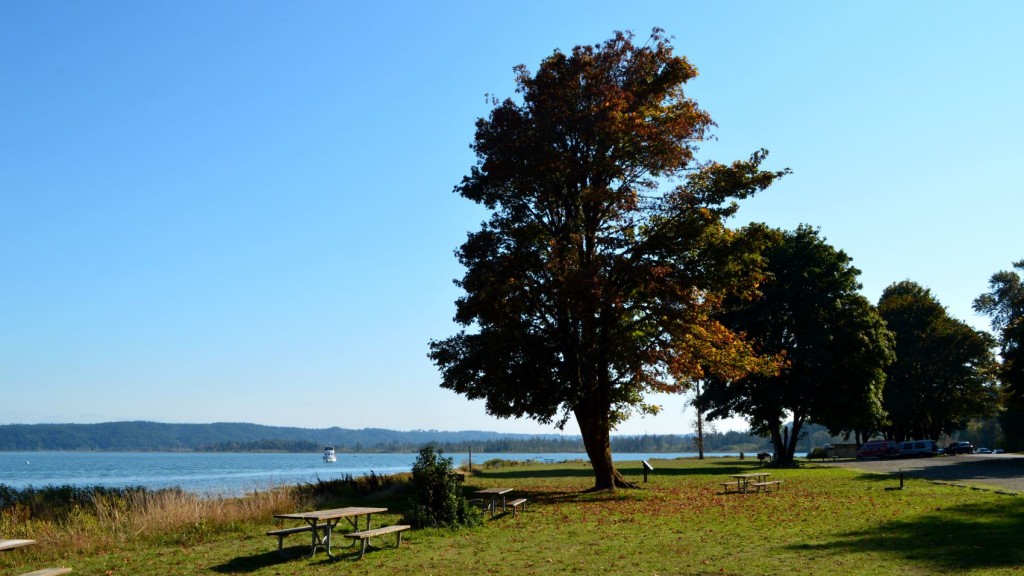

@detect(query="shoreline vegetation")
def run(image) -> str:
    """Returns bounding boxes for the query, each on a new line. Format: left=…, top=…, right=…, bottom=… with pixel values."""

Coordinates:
left=2, top=458, right=1022, bottom=575
left=0, top=421, right=844, bottom=453
left=0, top=473, right=394, bottom=566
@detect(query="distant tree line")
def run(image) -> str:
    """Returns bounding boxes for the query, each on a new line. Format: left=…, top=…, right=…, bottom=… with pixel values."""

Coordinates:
left=197, top=440, right=320, bottom=452
left=0, top=420, right=847, bottom=454
left=0, top=422, right=553, bottom=452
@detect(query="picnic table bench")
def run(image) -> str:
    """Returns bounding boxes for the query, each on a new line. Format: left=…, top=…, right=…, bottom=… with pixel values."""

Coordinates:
left=719, top=481, right=743, bottom=493
left=506, top=498, right=528, bottom=517
left=266, top=524, right=326, bottom=552
left=17, top=569, right=73, bottom=576
left=751, top=480, right=783, bottom=493
left=2, top=539, right=72, bottom=576
left=343, top=524, right=411, bottom=559
left=1, top=540, right=37, bottom=552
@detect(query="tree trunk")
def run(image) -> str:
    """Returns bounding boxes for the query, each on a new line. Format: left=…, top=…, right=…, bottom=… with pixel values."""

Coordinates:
left=769, top=423, right=784, bottom=462
left=774, top=425, right=793, bottom=465
left=786, top=418, right=804, bottom=463
left=575, top=406, right=635, bottom=490
left=696, top=411, right=705, bottom=460
left=695, top=380, right=705, bottom=460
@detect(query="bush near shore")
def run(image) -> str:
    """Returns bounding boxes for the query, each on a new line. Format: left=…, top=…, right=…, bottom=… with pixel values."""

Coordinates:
left=2, top=458, right=1023, bottom=575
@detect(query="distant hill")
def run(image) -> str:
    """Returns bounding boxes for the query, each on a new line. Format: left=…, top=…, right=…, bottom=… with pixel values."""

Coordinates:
left=0, top=421, right=574, bottom=452
left=0, top=421, right=839, bottom=453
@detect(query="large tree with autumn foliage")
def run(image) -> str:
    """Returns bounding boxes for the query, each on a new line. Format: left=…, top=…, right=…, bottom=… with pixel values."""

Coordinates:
left=428, top=30, right=786, bottom=489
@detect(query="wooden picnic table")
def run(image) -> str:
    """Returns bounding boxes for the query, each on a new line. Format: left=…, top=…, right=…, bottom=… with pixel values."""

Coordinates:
left=475, top=487, right=513, bottom=517
left=1, top=539, right=73, bottom=576
left=273, top=507, right=387, bottom=558
left=0, top=539, right=37, bottom=552
left=729, top=473, right=770, bottom=494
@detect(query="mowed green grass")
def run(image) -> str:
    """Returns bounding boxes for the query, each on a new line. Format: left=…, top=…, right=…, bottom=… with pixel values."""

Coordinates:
left=2, top=458, right=1022, bottom=575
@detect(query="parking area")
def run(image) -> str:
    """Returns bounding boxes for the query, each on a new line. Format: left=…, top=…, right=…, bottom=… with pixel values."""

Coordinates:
left=818, top=453, right=1024, bottom=492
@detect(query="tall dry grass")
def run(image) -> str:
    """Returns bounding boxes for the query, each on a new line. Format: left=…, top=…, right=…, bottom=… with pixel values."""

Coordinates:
left=1, top=486, right=305, bottom=551
left=91, top=486, right=302, bottom=538
left=1, top=473, right=411, bottom=553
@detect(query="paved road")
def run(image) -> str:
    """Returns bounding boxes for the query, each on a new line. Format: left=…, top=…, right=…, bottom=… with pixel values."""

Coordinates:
left=817, top=453, right=1024, bottom=492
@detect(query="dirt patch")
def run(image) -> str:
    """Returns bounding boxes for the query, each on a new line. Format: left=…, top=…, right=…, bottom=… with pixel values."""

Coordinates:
left=815, top=453, right=1024, bottom=493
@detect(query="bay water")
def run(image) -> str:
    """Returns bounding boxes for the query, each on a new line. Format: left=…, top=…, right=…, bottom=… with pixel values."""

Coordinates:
left=0, top=451, right=748, bottom=496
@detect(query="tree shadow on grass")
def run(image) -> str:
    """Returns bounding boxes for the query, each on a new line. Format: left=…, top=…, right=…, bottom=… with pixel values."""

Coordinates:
left=785, top=498, right=1024, bottom=572
left=899, top=457, right=1024, bottom=488
left=468, top=459, right=772, bottom=483
left=846, top=471, right=914, bottom=486
left=211, top=544, right=372, bottom=573
left=210, top=549, right=293, bottom=573
left=619, top=459, right=770, bottom=478
left=470, top=464, right=596, bottom=480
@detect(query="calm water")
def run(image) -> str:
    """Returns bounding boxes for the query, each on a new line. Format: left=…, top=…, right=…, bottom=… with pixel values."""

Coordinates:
left=0, top=451, right=740, bottom=496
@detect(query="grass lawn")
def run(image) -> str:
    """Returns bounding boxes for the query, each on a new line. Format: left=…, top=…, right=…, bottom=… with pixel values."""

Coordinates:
left=2, top=458, right=1022, bottom=575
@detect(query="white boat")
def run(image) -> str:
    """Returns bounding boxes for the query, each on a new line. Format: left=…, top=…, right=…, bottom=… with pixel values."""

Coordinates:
left=323, top=446, right=336, bottom=463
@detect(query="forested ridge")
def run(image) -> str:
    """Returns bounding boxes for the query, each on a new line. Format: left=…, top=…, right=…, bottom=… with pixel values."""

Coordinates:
left=0, top=421, right=842, bottom=453
left=0, top=422, right=548, bottom=452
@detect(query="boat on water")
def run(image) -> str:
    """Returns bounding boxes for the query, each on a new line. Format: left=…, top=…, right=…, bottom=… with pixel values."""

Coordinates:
left=323, top=446, right=336, bottom=463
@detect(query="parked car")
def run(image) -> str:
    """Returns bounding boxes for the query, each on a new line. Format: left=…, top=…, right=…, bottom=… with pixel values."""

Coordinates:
left=994, top=448, right=1005, bottom=454
left=976, top=447, right=992, bottom=454
left=945, top=441, right=975, bottom=455
left=856, top=440, right=899, bottom=459
left=898, top=439, right=938, bottom=457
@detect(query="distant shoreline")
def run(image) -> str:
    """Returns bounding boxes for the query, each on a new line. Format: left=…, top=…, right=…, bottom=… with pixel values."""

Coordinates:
left=0, top=420, right=810, bottom=454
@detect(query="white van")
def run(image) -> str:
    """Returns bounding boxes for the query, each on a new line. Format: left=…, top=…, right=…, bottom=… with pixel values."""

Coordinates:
left=898, top=439, right=938, bottom=457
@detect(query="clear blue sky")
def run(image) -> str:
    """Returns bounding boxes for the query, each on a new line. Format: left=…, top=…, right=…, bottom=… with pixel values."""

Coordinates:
left=2, top=2, right=1021, bottom=436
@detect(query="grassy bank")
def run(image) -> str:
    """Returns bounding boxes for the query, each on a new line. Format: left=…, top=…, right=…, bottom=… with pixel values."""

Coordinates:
left=2, top=458, right=1021, bottom=575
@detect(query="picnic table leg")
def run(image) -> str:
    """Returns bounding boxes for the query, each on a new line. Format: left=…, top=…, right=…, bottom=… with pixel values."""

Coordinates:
left=324, top=518, right=340, bottom=558
left=307, top=520, right=320, bottom=557
left=359, top=535, right=370, bottom=559
left=339, top=517, right=360, bottom=549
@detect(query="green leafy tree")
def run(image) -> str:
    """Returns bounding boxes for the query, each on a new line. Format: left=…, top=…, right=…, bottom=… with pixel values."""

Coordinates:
left=429, top=30, right=786, bottom=489
left=405, top=445, right=481, bottom=529
left=974, top=260, right=1024, bottom=450
left=878, top=281, right=999, bottom=441
left=700, top=225, right=895, bottom=465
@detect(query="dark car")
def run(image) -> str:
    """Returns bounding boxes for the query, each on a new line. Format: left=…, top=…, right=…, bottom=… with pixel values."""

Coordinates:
left=945, top=441, right=975, bottom=455
left=856, top=440, right=899, bottom=459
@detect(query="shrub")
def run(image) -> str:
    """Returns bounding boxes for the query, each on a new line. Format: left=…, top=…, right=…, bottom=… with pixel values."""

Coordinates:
left=404, top=445, right=481, bottom=529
